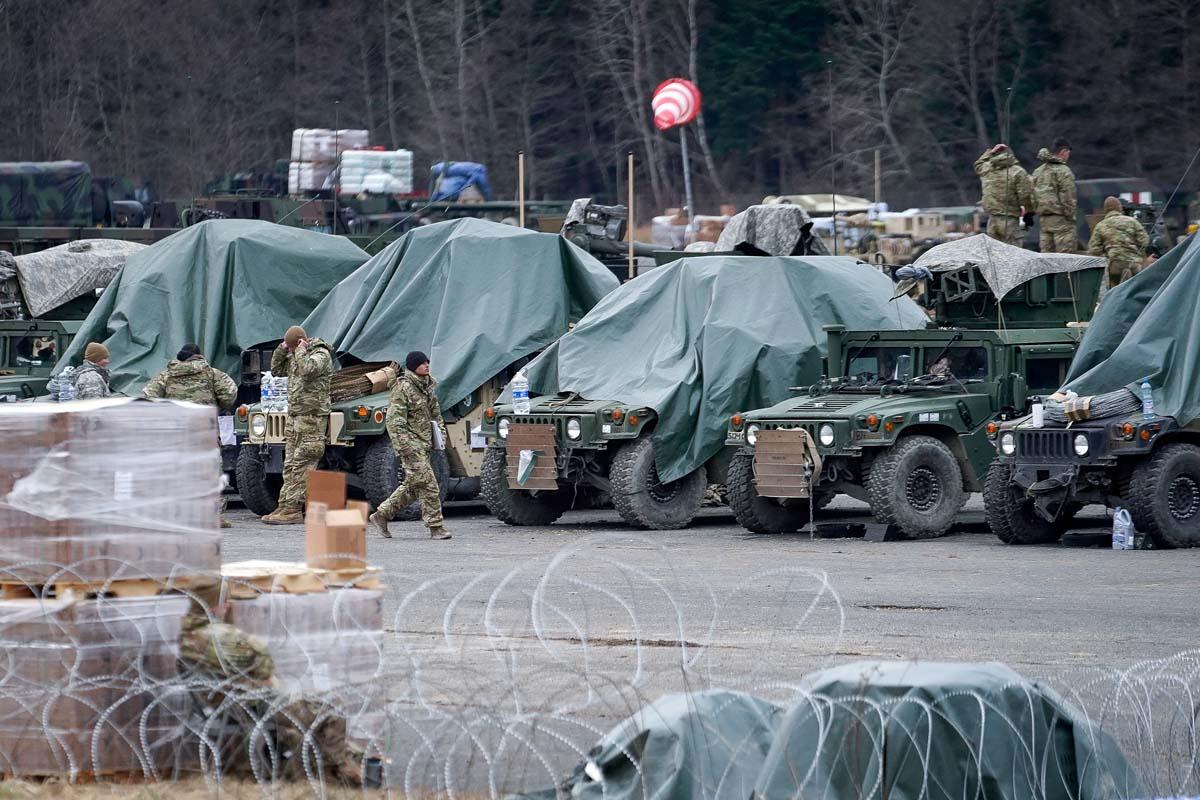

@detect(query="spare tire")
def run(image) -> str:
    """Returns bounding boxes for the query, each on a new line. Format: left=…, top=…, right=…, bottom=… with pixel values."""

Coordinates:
left=610, top=437, right=706, bottom=530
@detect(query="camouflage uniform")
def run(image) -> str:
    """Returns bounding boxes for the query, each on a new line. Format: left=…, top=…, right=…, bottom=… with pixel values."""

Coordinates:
left=1088, top=209, right=1150, bottom=288
left=143, top=355, right=237, bottom=407
left=1032, top=148, right=1078, bottom=253
left=73, top=360, right=111, bottom=398
left=272, top=339, right=334, bottom=513
left=974, top=147, right=1035, bottom=246
left=377, top=372, right=447, bottom=528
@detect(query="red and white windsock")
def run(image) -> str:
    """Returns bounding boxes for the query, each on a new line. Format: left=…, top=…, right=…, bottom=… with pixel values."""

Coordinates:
left=652, top=78, right=701, bottom=131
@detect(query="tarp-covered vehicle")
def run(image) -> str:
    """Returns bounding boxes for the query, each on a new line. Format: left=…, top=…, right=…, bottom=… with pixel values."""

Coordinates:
left=233, top=218, right=619, bottom=517
left=986, top=235, right=1200, bottom=547
left=479, top=255, right=930, bottom=530
left=727, top=235, right=1105, bottom=538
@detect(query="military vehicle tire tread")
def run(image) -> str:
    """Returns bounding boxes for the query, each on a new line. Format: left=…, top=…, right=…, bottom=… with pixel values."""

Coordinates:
left=727, top=450, right=813, bottom=533
left=1128, top=443, right=1200, bottom=548
left=480, top=446, right=569, bottom=526
left=866, top=435, right=965, bottom=539
left=235, top=446, right=282, bottom=516
left=360, top=436, right=449, bottom=521
left=983, top=459, right=1066, bottom=544
left=610, top=437, right=706, bottom=530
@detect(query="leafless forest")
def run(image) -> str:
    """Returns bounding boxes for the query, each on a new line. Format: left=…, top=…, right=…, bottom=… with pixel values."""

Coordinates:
left=2, top=0, right=1198, bottom=213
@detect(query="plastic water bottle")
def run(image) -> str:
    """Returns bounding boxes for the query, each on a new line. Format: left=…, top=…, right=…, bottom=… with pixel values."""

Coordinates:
left=260, top=371, right=273, bottom=411
left=58, top=370, right=75, bottom=402
left=1112, top=508, right=1134, bottom=550
left=1141, top=378, right=1154, bottom=419
left=512, top=368, right=531, bottom=415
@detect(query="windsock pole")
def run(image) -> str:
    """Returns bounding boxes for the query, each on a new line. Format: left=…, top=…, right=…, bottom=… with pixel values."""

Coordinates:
left=627, top=151, right=635, bottom=281
left=518, top=151, right=526, bottom=228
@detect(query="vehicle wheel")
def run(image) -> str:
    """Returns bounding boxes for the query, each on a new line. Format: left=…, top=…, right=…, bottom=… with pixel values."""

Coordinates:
left=727, top=450, right=812, bottom=534
left=866, top=435, right=966, bottom=539
left=983, top=459, right=1067, bottom=544
left=609, top=437, right=707, bottom=530
left=235, top=446, right=282, bottom=516
left=1129, top=443, right=1200, bottom=547
left=480, top=446, right=570, bottom=525
left=359, top=436, right=449, bottom=521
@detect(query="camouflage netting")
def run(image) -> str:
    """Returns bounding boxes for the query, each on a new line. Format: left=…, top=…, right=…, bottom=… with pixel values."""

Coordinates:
left=714, top=204, right=831, bottom=256
left=12, top=240, right=144, bottom=318
left=0, top=161, right=94, bottom=227
left=913, top=233, right=1104, bottom=300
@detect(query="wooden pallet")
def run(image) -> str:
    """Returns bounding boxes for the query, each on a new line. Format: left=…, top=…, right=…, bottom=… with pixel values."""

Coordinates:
left=0, top=574, right=201, bottom=600
left=221, top=560, right=382, bottom=599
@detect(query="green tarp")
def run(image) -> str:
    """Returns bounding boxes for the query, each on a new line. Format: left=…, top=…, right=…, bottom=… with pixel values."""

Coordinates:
left=1063, top=235, right=1198, bottom=417
left=0, top=161, right=93, bottom=227
left=302, top=218, right=619, bottom=412
left=58, top=220, right=368, bottom=392
left=520, top=256, right=930, bottom=482
left=516, top=662, right=1140, bottom=800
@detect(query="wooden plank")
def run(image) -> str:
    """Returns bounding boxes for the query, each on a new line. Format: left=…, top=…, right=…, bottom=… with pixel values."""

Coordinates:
left=0, top=574, right=204, bottom=600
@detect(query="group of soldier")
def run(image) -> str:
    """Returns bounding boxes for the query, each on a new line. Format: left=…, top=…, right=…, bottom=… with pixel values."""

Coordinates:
left=974, top=138, right=1151, bottom=287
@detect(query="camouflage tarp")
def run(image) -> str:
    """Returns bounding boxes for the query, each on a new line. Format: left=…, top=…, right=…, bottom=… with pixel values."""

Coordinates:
left=714, top=204, right=831, bottom=256
left=0, top=161, right=93, bottom=227
left=13, top=240, right=144, bottom=318
left=913, top=233, right=1104, bottom=300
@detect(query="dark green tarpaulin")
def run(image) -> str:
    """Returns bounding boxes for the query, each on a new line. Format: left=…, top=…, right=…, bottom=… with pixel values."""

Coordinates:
left=520, top=256, right=929, bottom=482
left=58, top=220, right=368, bottom=392
left=302, top=218, right=619, bottom=411
left=1063, top=235, right=1197, bottom=416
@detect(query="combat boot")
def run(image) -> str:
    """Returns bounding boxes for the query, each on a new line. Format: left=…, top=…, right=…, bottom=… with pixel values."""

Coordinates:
left=429, top=526, right=451, bottom=540
left=369, top=511, right=391, bottom=538
left=261, top=508, right=303, bottom=525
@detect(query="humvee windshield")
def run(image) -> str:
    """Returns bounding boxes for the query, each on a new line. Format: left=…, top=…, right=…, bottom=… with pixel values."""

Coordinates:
left=923, top=346, right=988, bottom=381
left=846, top=346, right=911, bottom=382
left=13, top=334, right=58, bottom=367
left=1023, top=355, right=1072, bottom=395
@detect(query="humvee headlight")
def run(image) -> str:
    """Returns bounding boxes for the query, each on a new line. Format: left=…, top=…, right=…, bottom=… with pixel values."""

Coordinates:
left=566, top=418, right=582, bottom=440
left=819, top=423, right=835, bottom=447
left=1073, top=433, right=1089, bottom=457
left=999, top=431, right=1016, bottom=456
left=498, top=418, right=511, bottom=439
left=249, top=414, right=267, bottom=438
left=746, top=424, right=760, bottom=446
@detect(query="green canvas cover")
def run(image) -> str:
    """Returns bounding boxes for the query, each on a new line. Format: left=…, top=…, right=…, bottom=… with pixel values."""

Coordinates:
left=1063, top=235, right=1197, bottom=416
left=302, top=218, right=619, bottom=411
left=58, top=220, right=368, bottom=392
left=519, top=256, right=930, bottom=482
left=0, top=161, right=93, bottom=227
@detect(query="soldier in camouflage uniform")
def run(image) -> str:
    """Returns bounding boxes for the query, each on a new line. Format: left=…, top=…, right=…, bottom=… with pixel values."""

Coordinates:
left=1088, top=196, right=1150, bottom=288
left=369, top=351, right=451, bottom=540
left=974, top=144, right=1035, bottom=247
left=1032, top=138, right=1078, bottom=253
left=262, top=325, right=334, bottom=525
left=73, top=342, right=113, bottom=399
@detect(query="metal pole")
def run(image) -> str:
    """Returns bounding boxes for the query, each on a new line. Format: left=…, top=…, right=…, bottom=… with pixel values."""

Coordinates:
left=874, top=148, right=881, bottom=205
left=627, top=151, right=635, bottom=281
left=518, top=150, right=526, bottom=228
left=680, top=128, right=695, bottom=236
left=827, top=59, right=837, bottom=255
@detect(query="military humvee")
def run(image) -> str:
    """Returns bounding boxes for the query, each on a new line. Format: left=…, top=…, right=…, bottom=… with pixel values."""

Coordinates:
left=725, top=241, right=1105, bottom=538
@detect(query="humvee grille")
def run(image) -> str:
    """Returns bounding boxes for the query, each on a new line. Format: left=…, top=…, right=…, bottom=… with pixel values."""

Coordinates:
left=763, top=422, right=818, bottom=439
left=1018, top=430, right=1073, bottom=459
left=267, top=412, right=287, bottom=442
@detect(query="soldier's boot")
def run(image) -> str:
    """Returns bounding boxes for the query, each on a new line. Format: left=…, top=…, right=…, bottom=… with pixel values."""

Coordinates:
left=369, top=511, right=392, bottom=538
left=220, top=518, right=233, bottom=529
left=261, top=507, right=303, bottom=525
left=429, top=526, right=451, bottom=540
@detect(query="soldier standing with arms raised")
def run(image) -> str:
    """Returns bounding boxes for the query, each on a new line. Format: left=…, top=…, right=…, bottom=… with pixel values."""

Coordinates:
left=1032, top=138, right=1078, bottom=252
left=262, top=325, right=334, bottom=525
left=1089, top=196, right=1150, bottom=289
left=974, top=144, right=1036, bottom=246
left=369, top=351, right=451, bottom=540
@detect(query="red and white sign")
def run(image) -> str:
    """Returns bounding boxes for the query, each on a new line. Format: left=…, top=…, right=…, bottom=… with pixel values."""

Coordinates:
left=651, top=78, right=702, bottom=131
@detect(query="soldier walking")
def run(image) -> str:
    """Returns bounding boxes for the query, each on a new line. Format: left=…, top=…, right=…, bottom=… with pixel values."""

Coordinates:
left=369, top=351, right=451, bottom=540
left=1088, top=196, right=1150, bottom=289
left=262, top=325, right=334, bottom=525
left=144, top=343, right=239, bottom=527
left=974, top=144, right=1035, bottom=247
left=1032, top=138, right=1078, bottom=252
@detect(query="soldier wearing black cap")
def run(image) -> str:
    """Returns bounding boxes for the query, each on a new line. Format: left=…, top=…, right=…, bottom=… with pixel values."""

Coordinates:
left=369, top=351, right=451, bottom=539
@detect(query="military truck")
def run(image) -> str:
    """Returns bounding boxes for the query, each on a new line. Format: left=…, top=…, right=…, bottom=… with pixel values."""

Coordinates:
left=725, top=236, right=1105, bottom=538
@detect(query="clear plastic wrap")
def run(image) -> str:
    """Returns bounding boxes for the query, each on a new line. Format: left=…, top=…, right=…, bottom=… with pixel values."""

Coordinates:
left=0, top=594, right=190, bottom=778
left=0, top=398, right=223, bottom=585
left=224, top=589, right=384, bottom=694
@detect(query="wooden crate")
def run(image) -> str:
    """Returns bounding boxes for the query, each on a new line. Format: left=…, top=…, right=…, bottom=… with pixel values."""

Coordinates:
left=753, top=429, right=820, bottom=498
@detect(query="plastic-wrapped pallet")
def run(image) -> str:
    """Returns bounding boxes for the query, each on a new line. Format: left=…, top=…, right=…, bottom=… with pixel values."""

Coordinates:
left=0, top=594, right=190, bottom=779
left=224, top=588, right=383, bottom=695
left=0, top=398, right=222, bottom=586
left=338, top=149, right=414, bottom=195
left=289, top=129, right=369, bottom=163
left=287, top=161, right=334, bottom=195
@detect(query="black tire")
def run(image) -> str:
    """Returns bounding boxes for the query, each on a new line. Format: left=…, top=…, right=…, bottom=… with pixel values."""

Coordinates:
left=480, top=446, right=570, bottom=526
left=983, top=459, right=1067, bottom=545
left=235, top=445, right=282, bottom=516
left=866, top=435, right=966, bottom=539
left=359, top=436, right=449, bottom=521
left=609, top=437, right=707, bottom=530
left=727, top=450, right=812, bottom=534
left=1128, top=443, right=1200, bottom=547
